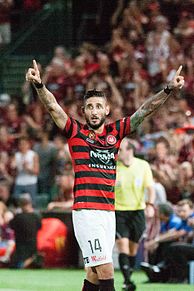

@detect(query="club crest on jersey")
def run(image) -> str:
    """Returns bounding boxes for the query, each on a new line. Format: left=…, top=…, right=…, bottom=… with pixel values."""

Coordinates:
left=88, top=131, right=96, bottom=140
left=106, top=135, right=116, bottom=145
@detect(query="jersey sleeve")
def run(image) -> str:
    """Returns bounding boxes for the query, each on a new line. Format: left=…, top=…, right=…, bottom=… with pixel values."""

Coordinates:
left=116, top=117, right=131, bottom=140
left=62, top=117, right=80, bottom=139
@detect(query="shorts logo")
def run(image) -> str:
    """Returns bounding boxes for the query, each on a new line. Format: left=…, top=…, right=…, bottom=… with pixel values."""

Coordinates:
left=91, top=255, right=106, bottom=262
left=106, top=135, right=116, bottom=145
left=84, top=257, right=90, bottom=264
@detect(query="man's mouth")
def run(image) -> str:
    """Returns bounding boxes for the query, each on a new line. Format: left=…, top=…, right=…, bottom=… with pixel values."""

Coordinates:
left=91, top=117, right=99, bottom=123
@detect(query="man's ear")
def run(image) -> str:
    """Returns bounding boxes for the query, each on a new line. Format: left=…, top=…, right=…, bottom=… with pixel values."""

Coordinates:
left=105, top=104, right=110, bottom=116
left=82, top=106, right=85, bottom=114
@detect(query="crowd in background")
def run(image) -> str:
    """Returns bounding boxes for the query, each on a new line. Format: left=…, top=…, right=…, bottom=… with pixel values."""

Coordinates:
left=0, top=0, right=194, bottom=276
left=0, top=0, right=55, bottom=47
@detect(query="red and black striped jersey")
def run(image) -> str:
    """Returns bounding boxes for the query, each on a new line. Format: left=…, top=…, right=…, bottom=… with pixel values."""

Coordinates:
left=62, top=116, right=131, bottom=211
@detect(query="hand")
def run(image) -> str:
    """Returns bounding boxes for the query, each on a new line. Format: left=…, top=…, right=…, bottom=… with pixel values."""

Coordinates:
left=47, top=202, right=56, bottom=211
left=104, top=75, right=113, bottom=84
left=26, top=60, right=42, bottom=85
left=144, top=240, right=158, bottom=251
left=145, top=204, right=155, bottom=218
left=188, top=217, right=194, bottom=227
left=168, top=65, right=184, bottom=90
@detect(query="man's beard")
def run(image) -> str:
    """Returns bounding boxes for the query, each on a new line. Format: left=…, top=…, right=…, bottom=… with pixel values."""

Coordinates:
left=85, top=116, right=106, bottom=130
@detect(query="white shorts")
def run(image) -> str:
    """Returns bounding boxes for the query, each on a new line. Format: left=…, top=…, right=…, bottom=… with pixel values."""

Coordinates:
left=72, top=209, right=115, bottom=267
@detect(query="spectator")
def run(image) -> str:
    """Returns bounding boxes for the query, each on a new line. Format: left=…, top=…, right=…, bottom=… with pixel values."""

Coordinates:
left=53, top=134, right=72, bottom=176
left=9, top=193, right=42, bottom=268
left=47, top=173, right=74, bottom=211
left=152, top=169, right=167, bottom=205
left=33, top=131, right=57, bottom=196
left=177, top=161, right=194, bottom=201
left=4, top=103, right=24, bottom=138
left=144, top=202, right=182, bottom=265
left=0, top=0, right=13, bottom=47
left=151, top=137, right=179, bottom=203
left=11, top=137, right=39, bottom=205
left=141, top=199, right=194, bottom=282
left=0, top=201, right=15, bottom=264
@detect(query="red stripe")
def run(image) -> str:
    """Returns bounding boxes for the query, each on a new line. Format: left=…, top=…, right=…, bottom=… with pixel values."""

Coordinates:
left=73, top=152, right=89, bottom=159
left=75, top=190, right=115, bottom=199
left=75, top=177, right=115, bottom=186
left=75, top=165, right=116, bottom=174
left=69, top=138, right=87, bottom=146
left=73, top=202, right=115, bottom=211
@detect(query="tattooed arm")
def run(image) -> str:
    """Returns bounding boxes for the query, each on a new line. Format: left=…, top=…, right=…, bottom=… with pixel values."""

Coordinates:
left=130, top=65, right=184, bottom=133
left=26, top=60, right=68, bottom=130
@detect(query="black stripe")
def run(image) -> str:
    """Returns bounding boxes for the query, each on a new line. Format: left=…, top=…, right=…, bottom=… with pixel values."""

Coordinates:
left=115, top=119, right=120, bottom=133
left=72, top=146, right=89, bottom=152
left=75, top=171, right=116, bottom=180
left=75, top=183, right=114, bottom=192
left=75, top=196, right=114, bottom=205
left=75, top=159, right=90, bottom=165
left=123, top=117, right=128, bottom=136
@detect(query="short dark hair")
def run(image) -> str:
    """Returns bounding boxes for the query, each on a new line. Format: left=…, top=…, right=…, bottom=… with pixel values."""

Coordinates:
left=18, top=193, right=32, bottom=207
left=83, top=89, right=106, bottom=102
left=177, top=199, right=193, bottom=209
left=158, top=202, right=174, bottom=217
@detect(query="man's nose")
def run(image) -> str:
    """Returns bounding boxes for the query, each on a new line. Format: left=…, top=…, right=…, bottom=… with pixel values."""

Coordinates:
left=91, top=107, right=98, bottom=114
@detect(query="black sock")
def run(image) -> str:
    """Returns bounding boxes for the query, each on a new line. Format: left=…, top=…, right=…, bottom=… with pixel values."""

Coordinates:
left=129, top=255, right=136, bottom=275
left=99, top=279, right=115, bottom=291
left=82, top=279, right=99, bottom=291
left=119, top=253, right=130, bottom=284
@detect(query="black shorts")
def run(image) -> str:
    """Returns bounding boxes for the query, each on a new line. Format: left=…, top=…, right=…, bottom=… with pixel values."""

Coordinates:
left=116, top=210, right=146, bottom=243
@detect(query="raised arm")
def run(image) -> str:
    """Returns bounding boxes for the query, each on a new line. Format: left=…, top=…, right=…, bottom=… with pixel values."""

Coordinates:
left=25, top=60, right=68, bottom=130
left=130, top=66, right=184, bottom=133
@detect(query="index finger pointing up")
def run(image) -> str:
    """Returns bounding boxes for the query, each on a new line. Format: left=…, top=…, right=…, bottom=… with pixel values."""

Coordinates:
left=33, top=59, right=39, bottom=73
left=175, top=65, right=183, bottom=77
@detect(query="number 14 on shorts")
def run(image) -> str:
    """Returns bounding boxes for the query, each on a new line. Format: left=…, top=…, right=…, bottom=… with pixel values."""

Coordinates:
left=88, top=238, right=102, bottom=253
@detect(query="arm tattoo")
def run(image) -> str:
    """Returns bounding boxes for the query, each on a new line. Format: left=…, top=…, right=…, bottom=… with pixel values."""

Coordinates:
left=130, top=90, right=172, bottom=133
left=36, top=86, right=56, bottom=110
left=35, top=85, right=67, bottom=129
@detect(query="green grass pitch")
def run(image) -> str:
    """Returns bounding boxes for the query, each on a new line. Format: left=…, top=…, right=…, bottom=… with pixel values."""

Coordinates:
left=0, top=269, right=193, bottom=291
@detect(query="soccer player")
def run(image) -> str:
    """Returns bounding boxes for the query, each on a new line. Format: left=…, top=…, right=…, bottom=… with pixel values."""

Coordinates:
left=26, top=60, right=184, bottom=291
left=115, top=138, right=155, bottom=291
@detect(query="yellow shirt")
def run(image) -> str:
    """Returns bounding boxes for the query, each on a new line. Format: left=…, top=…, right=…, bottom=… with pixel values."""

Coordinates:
left=115, top=157, right=153, bottom=211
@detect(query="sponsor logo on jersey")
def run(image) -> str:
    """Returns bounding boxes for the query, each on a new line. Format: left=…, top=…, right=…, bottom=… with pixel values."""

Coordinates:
left=90, top=149, right=115, bottom=165
left=86, top=138, right=95, bottom=144
left=106, top=134, right=116, bottom=145
left=88, top=131, right=96, bottom=140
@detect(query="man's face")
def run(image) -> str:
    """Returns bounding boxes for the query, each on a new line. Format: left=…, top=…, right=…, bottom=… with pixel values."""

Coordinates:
left=84, top=97, right=109, bottom=130
left=177, top=204, right=193, bottom=220
left=118, top=139, right=133, bottom=163
left=155, top=142, right=168, bottom=160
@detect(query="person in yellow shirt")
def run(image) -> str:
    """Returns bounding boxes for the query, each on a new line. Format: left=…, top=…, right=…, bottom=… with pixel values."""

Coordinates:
left=115, top=137, right=155, bottom=291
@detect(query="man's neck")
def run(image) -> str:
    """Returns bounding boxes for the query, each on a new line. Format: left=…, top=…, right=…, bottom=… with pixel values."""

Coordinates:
left=89, top=124, right=105, bottom=135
